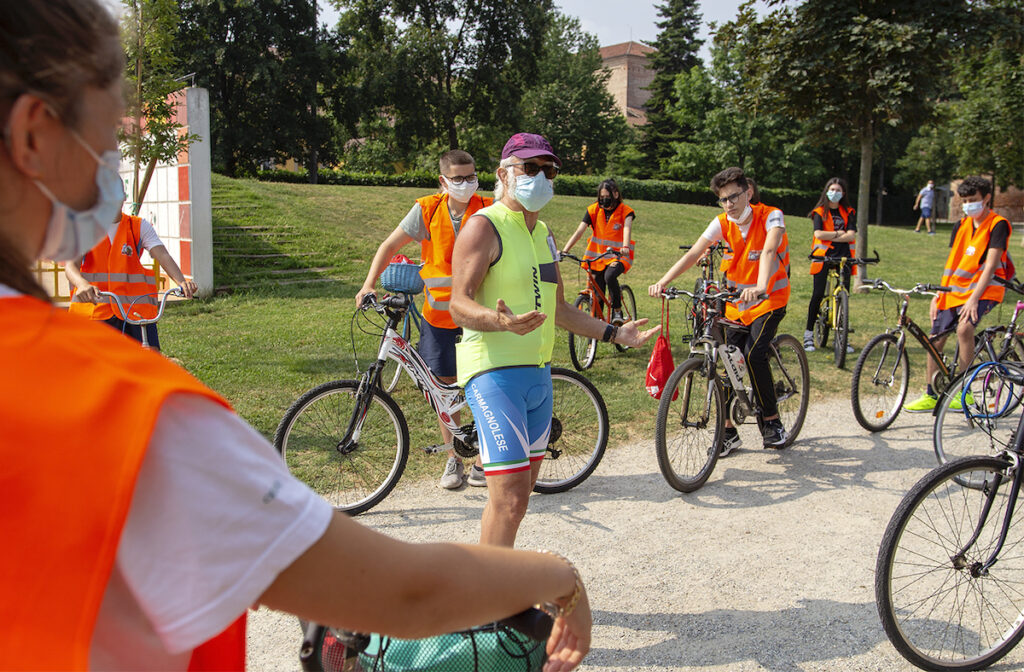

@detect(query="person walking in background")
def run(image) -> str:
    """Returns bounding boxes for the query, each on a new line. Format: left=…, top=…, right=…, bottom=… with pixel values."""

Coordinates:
left=904, top=176, right=1014, bottom=412
left=561, top=179, right=635, bottom=325
left=355, top=150, right=490, bottom=490
left=914, top=179, right=936, bottom=235
left=65, top=203, right=196, bottom=350
left=450, top=133, right=657, bottom=547
left=804, top=177, right=857, bottom=353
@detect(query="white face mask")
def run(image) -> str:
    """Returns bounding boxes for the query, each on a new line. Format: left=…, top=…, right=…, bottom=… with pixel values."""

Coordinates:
left=512, top=172, right=554, bottom=212
left=35, top=132, right=124, bottom=262
left=726, top=205, right=752, bottom=224
left=962, top=200, right=985, bottom=218
left=826, top=189, right=842, bottom=203
left=442, top=175, right=478, bottom=203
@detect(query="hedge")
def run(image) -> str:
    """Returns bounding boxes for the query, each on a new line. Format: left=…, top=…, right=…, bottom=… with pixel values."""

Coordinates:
left=256, top=168, right=819, bottom=216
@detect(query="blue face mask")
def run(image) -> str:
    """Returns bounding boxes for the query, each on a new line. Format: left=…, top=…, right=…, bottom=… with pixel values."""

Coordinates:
left=962, top=200, right=985, bottom=218
left=827, top=189, right=842, bottom=203
left=35, top=132, right=125, bottom=262
left=513, top=173, right=554, bottom=212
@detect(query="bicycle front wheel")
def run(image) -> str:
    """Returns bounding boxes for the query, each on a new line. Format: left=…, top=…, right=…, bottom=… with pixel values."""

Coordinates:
left=533, top=368, right=609, bottom=494
left=876, top=455, right=1024, bottom=671
left=769, top=334, right=809, bottom=448
left=655, top=358, right=724, bottom=492
left=834, top=291, right=849, bottom=369
left=614, top=285, right=636, bottom=353
left=568, top=294, right=597, bottom=371
left=851, top=333, right=909, bottom=432
left=274, top=379, right=409, bottom=515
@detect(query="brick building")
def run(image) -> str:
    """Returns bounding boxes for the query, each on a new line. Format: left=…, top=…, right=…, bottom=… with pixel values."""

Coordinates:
left=599, top=41, right=656, bottom=126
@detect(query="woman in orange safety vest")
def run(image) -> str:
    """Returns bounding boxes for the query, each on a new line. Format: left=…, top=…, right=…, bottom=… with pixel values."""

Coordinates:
left=803, top=177, right=857, bottom=353
left=0, top=2, right=591, bottom=669
left=562, top=179, right=635, bottom=325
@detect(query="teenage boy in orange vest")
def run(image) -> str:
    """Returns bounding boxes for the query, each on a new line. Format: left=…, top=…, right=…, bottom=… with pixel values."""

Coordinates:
left=649, top=167, right=791, bottom=453
left=356, top=150, right=491, bottom=489
left=65, top=204, right=197, bottom=350
left=904, top=176, right=1014, bottom=412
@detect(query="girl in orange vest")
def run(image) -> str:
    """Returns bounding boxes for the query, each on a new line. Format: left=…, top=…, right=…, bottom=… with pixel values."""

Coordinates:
left=649, top=168, right=791, bottom=453
left=803, top=177, right=857, bottom=353
left=0, top=3, right=591, bottom=668
left=562, top=179, right=635, bottom=325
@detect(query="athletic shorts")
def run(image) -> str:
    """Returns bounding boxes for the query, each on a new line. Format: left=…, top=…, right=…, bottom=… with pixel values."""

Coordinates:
left=464, top=365, right=553, bottom=476
left=930, top=299, right=998, bottom=337
left=417, top=319, right=461, bottom=378
left=921, top=206, right=932, bottom=219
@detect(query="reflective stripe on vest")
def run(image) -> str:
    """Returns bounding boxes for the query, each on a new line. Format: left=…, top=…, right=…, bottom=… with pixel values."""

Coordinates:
left=583, top=202, right=635, bottom=272
left=0, top=295, right=243, bottom=670
left=717, top=203, right=790, bottom=325
left=68, top=213, right=158, bottom=321
left=456, top=202, right=558, bottom=388
left=809, top=205, right=855, bottom=275
left=417, top=193, right=492, bottom=329
left=937, top=212, right=1013, bottom=310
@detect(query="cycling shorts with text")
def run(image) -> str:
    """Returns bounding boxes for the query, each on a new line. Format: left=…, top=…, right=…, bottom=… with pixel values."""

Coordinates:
left=465, top=365, right=552, bottom=476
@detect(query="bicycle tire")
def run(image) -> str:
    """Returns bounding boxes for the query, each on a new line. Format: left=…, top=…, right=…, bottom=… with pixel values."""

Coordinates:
left=568, top=294, right=597, bottom=371
left=813, top=300, right=830, bottom=350
left=997, top=332, right=1024, bottom=363
left=533, top=367, right=609, bottom=494
left=834, top=290, right=849, bottom=369
left=614, top=285, right=636, bottom=353
left=769, top=334, right=809, bottom=448
left=655, top=358, right=724, bottom=492
left=382, top=312, right=412, bottom=393
left=851, top=333, right=910, bottom=432
left=876, top=455, right=1024, bottom=671
left=274, top=379, right=409, bottom=515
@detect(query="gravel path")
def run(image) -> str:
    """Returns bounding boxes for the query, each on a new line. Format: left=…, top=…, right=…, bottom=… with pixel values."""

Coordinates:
left=247, top=397, right=1024, bottom=671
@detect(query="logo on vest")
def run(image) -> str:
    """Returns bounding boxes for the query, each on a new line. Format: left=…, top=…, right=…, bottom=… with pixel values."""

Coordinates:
left=532, top=267, right=541, bottom=309
left=748, top=250, right=762, bottom=261
left=121, top=244, right=133, bottom=256
left=965, top=245, right=976, bottom=257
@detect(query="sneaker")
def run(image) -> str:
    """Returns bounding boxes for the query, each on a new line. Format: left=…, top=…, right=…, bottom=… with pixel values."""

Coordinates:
left=762, top=419, right=788, bottom=448
left=929, top=231, right=936, bottom=236
left=610, top=310, right=624, bottom=326
left=719, top=427, right=742, bottom=457
left=948, top=391, right=976, bottom=411
left=904, top=393, right=938, bottom=413
left=803, top=336, right=816, bottom=352
left=845, top=344, right=855, bottom=354
left=439, top=456, right=464, bottom=489
left=466, top=464, right=487, bottom=487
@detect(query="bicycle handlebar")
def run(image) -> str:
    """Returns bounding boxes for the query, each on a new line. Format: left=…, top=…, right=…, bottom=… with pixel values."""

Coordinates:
left=558, top=250, right=620, bottom=266
left=994, top=275, right=1024, bottom=295
left=97, top=288, right=185, bottom=325
left=360, top=291, right=412, bottom=314
left=805, top=251, right=881, bottom=266
left=866, top=278, right=950, bottom=296
left=661, top=286, right=766, bottom=302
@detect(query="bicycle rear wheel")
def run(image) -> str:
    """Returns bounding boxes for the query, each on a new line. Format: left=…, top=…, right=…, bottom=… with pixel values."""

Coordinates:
left=614, top=285, right=636, bottom=353
left=876, top=455, right=1024, bottom=671
left=533, top=368, right=609, bottom=494
left=382, top=313, right=412, bottom=393
left=851, top=333, right=909, bottom=432
left=655, top=358, right=724, bottom=492
left=568, top=294, right=597, bottom=371
left=768, top=334, right=809, bottom=448
left=834, top=291, right=849, bottom=369
left=274, top=379, right=409, bottom=515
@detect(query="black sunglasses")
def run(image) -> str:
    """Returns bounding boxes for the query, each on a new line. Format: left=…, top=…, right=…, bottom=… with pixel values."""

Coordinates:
left=510, top=161, right=559, bottom=179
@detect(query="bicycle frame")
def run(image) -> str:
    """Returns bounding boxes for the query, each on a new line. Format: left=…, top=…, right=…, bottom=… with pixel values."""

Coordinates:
left=563, top=250, right=632, bottom=323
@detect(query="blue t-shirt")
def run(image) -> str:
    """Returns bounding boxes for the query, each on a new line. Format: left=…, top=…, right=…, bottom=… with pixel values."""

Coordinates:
left=919, top=186, right=935, bottom=209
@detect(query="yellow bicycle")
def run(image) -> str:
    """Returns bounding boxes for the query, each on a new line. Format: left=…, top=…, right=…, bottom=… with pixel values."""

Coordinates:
left=809, top=253, right=878, bottom=368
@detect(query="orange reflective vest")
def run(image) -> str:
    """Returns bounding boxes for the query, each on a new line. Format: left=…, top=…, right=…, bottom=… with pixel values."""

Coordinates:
left=583, top=202, right=636, bottom=273
left=0, top=295, right=245, bottom=670
left=937, top=211, right=1014, bottom=310
left=718, top=203, right=791, bottom=325
left=418, top=192, right=492, bottom=329
left=69, top=213, right=158, bottom=321
left=809, top=205, right=855, bottom=275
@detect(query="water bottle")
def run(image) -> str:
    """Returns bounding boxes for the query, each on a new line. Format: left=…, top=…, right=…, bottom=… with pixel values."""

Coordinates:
left=722, top=344, right=747, bottom=387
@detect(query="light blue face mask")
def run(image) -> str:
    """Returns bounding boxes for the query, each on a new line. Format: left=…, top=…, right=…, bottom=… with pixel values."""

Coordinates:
left=513, top=173, right=554, bottom=212
left=35, top=132, right=125, bottom=262
left=827, top=189, right=842, bottom=203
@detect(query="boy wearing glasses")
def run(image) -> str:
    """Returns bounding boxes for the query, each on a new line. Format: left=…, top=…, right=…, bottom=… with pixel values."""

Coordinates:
left=648, top=167, right=791, bottom=454
left=355, top=149, right=491, bottom=490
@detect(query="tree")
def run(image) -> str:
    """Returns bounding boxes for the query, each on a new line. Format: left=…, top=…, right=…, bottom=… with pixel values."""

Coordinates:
left=748, top=0, right=969, bottom=282
left=120, top=0, right=191, bottom=211
left=641, top=0, right=703, bottom=173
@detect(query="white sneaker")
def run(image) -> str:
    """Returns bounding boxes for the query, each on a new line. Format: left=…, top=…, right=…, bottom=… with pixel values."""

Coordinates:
left=803, top=337, right=815, bottom=352
left=466, top=464, right=487, bottom=487
left=846, top=344, right=855, bottom=354
left=439, top=456, right=464, bottom=489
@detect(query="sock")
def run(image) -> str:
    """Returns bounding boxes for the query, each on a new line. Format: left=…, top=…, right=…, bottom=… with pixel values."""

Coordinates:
left=926, top=384, right=935, bottom=397
left=804, top=329, right=813, bottom=339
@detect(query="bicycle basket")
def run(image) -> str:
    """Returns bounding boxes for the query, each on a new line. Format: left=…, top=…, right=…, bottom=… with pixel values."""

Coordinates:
left=380, top=262, right=424, bottom=296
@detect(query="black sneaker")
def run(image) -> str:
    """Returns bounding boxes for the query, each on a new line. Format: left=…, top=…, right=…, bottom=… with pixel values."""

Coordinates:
left=719, top=427, right=742, bottom=457
left=762, top=419, right=788, bottom=448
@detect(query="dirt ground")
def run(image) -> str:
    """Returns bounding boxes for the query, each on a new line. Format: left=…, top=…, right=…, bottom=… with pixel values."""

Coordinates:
left=246, top=397, right=1024, bottom=671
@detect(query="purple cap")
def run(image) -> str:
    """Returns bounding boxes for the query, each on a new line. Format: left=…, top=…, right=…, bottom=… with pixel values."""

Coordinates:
left=501, top=133, right=561, bottom=167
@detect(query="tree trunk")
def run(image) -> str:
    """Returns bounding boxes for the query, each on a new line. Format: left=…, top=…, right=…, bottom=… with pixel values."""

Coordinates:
left=875, top=154, right=884, bottom=227
left=131, top=156, right=160, bottom=216
left=854, top=126, right=873, bottom=289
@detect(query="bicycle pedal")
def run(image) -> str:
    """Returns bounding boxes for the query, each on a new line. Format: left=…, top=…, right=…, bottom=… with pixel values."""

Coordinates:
left=421, top=443, right=451, bottom=455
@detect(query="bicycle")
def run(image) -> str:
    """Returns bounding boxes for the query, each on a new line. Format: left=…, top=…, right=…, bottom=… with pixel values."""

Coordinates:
left=677, top=242, right=727, bottom=342
left=274, top=293, right=610, bottom=514
left=96, top=287, right=185, bottom=349
left=852, top=278, right=1024, bottom=433
left=379, top=297, right=421, bottom=393
left=807, top=253, right=879, bottom=369
left=875, top=363, right=1024, bottom=671
left=654, top=286, right=809, bottom=492
left=558, top=250, right=637, bottom=371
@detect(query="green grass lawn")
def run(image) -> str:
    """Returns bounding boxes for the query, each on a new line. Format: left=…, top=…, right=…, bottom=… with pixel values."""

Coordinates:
left=159, top=175, right=1010, bottom=480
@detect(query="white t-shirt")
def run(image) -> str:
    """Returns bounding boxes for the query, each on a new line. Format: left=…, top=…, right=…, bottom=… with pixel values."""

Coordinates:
left=109, top=217, right=164, bottom=252
left=701, top=208, right=785, bottom=244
